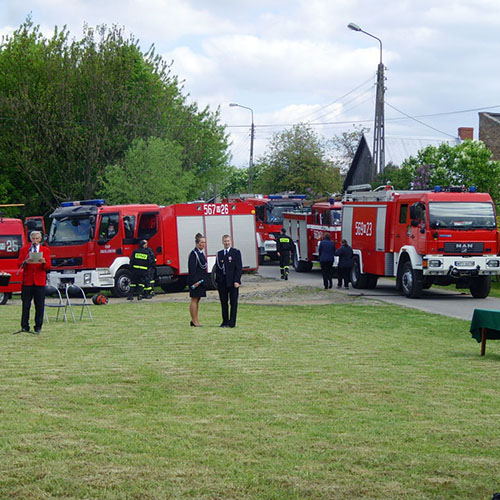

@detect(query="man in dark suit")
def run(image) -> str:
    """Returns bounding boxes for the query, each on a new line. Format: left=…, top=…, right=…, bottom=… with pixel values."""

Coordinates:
left=215, top=234, right=242, bottom=328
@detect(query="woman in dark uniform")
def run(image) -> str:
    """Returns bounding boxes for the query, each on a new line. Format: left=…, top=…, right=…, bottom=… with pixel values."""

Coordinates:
left=188, top=233, right=207, bottom=326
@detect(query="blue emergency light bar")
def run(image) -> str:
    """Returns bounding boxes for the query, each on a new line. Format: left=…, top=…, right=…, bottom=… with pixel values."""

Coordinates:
left=60, top=199, right=106, bottom=207
left=268, top=194, right=307, bottom=200
left=433, top=186, right=476, bottom=193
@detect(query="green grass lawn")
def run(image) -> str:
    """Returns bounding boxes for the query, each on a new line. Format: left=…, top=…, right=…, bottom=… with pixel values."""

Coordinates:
left=1, top=298, right=500, bottom=499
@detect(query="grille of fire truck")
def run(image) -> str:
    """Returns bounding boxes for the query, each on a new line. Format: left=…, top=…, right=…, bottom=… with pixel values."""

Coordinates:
left=442, top=242, right=484, bottom=253
left=51, top=257, right=83, bottom=267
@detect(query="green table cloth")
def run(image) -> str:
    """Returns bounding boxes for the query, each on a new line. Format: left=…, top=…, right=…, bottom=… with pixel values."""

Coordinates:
left=470, top=309, right=500, bottom=343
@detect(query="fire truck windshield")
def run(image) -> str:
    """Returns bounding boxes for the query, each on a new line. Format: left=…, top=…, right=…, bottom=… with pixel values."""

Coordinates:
left=429, top=202, right=496, bottom=229
left=266, top=204, right=300, bottom=224
left=48, top=216, right=92, bottom=245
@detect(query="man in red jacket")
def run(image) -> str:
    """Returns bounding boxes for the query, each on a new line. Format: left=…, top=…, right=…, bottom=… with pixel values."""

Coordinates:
left=16, top=231, right=51, bottom=334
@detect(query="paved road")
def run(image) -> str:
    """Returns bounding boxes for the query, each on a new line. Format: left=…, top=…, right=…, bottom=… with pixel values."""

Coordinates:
left=256, top=261, right=500, bottom=321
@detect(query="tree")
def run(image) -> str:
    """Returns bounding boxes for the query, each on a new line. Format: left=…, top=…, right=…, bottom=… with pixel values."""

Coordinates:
left=99, top=137, right=193, bottom=205
left=328, top=125, right=369, bottom=174
left=257, top=124, right=342, bottom=197
left=398, top=140, right=500, bottom=202
left=0, top=18, right=229, bottom=216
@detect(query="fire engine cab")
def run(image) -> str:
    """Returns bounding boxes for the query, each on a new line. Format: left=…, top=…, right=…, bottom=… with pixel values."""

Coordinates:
left=283, top=199, right=342, bottom=272
left=343, top=184, right=500, bottom=298
left=225, top=194, right=305, bottom=264
left=47, top=200, right=258, bottom=296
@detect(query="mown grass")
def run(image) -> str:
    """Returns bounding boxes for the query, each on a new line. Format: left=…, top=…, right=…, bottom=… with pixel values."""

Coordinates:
left=1, top=297, right=500, bottom=499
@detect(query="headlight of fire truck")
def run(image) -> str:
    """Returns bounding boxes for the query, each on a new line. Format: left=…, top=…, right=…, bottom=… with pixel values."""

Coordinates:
left=486, top=259, right=500, bottom=267
left=423, top=259, right=443, bottom=268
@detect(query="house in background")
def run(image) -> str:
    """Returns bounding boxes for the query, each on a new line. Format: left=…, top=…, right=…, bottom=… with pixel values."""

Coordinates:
left=479, top=112, right=500, bottom=161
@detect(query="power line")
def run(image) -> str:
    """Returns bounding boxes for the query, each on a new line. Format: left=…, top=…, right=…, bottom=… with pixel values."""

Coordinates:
left=385, top=102, right=457, bottom=138
left=226, top=104, right=500, bottom=130
left=299, top=75, right=376, bottom=123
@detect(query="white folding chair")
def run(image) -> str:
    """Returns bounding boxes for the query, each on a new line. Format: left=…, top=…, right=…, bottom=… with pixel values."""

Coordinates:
left=44, top=285, right=68, bottom=323
left=65, top=284, right=93, bottom=322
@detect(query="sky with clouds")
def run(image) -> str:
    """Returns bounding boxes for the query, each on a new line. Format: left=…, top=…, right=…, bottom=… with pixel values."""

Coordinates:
left=2, top=0, right=500, bottom=167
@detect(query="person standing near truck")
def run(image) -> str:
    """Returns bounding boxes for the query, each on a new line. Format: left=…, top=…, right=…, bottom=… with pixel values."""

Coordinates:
left=128, top=240, right=155, bottom=301
left=215, top=234, right=242, bottom=328
left=318, top=233, right=335, bottom=289
left=187, top=233, right=207, bottom=327
left=334, top=239, right=354, bottom=289
left=16, top=231, right=51, bottom=334
left=277, top=227, right=294, bottom=280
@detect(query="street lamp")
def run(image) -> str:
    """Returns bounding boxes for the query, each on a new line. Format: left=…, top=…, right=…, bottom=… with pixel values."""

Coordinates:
left=229, top=102, right=255, bottom=192
left=348, top=22, right=385, bottom=174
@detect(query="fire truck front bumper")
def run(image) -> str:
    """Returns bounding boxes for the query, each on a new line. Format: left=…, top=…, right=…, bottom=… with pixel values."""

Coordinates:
left=47, top=268, right=115, bottom=289
left=422, top=256, right=500, bottom=277
left=263, top=240, right=277, bottom=254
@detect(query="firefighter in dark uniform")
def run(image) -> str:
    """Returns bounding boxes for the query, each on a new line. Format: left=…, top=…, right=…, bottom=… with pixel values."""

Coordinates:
left=277, top=227, right=294, bottom=280
left=143, top=244, right=157, bottom=299
left=128, top=240, right=155, bottom=300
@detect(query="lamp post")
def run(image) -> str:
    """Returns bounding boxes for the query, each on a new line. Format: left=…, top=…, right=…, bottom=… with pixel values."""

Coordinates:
left=229, top=102, right=255, bottom=192
left=348, top=22, right=385, bottom=174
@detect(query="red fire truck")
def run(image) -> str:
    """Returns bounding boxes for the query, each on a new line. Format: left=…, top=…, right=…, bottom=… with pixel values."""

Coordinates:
left=343, top=184, right=500, bottom=298
left=0, top=205, right=45, bottom=305
left=226, top=194, right=306, bottom=264
left=283, top=199, right=343, bottom=272
left=46, top=200, right=258, bottom=296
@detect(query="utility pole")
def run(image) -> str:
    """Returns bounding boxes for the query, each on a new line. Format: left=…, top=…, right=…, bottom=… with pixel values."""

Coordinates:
left=229, top=103, right=255, bottom=191
left=348, top=23, right=385, bottom=174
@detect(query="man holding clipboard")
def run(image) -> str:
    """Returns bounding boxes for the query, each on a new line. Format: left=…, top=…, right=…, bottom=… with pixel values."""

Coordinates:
left=16, top=231, right=51, bottom=334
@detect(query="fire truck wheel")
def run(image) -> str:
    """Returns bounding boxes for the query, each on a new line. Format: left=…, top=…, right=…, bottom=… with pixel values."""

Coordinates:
left=365, top=275, right=378, bottom=289
left=469, top=276, right=491, bottom=298
left=113, top=268, right=133, bottom=297
left=206, top=266, right=217, bottom=290
left=294, top=254, right=313, bottom=272
left=400, top=262, right=423, bottom=298
left=351, top=258, right=368, bottom=288
left=0, top=292, right=10, bottom=305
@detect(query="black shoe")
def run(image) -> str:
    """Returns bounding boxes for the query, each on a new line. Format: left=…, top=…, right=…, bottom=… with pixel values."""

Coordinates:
left=337, top=285, right=342, bottom=288
left=344, top=286, right=349, bottom=289
left=33, top=328, right=41, bottom=335
left=220, top=324, right=230, bottom=328
left=285, top=276, right=288, bottom=280
left=127, top=296, right=134, bottom=301
left=137, top=295, right=143, bottom=301
left=190, top=321, right=201, bottom=327
left=144, top=295, right=153, bottom=299
left=13, top=328, right=29, bottom=335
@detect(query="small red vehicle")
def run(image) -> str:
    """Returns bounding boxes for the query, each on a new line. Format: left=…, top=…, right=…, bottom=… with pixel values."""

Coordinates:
left=283, top=199, right=343, bottom=272
left=226, top=194, right=306, bottom=264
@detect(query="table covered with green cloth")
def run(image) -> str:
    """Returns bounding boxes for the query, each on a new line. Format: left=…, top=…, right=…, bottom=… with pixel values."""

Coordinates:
left=470, top=308, right=500, bottom=342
